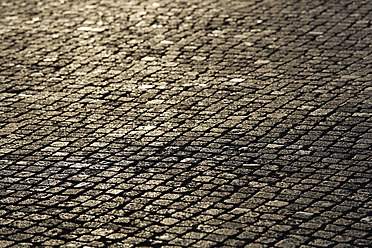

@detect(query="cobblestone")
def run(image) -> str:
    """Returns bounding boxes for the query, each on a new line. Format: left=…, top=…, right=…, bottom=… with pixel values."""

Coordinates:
left=1, top=0, right=372, bottom=247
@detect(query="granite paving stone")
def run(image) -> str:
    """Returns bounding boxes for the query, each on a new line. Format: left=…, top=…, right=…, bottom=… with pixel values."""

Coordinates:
left=0, top=0, right=371, bottom=247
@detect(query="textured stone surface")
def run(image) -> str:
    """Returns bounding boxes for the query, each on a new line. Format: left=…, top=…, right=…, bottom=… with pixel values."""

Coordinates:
left=0, top=0, right=371, bottom=247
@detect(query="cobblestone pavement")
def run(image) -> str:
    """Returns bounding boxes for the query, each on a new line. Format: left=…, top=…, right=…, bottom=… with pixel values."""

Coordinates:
left=1, top=0, right=371, bottom=247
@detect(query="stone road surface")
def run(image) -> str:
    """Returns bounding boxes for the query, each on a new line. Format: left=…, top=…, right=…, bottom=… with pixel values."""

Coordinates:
left=0, top=0, right=371, bottom=247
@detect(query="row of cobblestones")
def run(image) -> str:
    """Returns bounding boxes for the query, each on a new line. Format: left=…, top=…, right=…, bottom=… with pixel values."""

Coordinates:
left=1, top=0, right=371, bottom=247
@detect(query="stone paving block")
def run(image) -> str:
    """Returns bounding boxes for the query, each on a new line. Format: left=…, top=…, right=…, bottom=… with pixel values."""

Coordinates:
left=0, top=0, right=371, bottom=247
